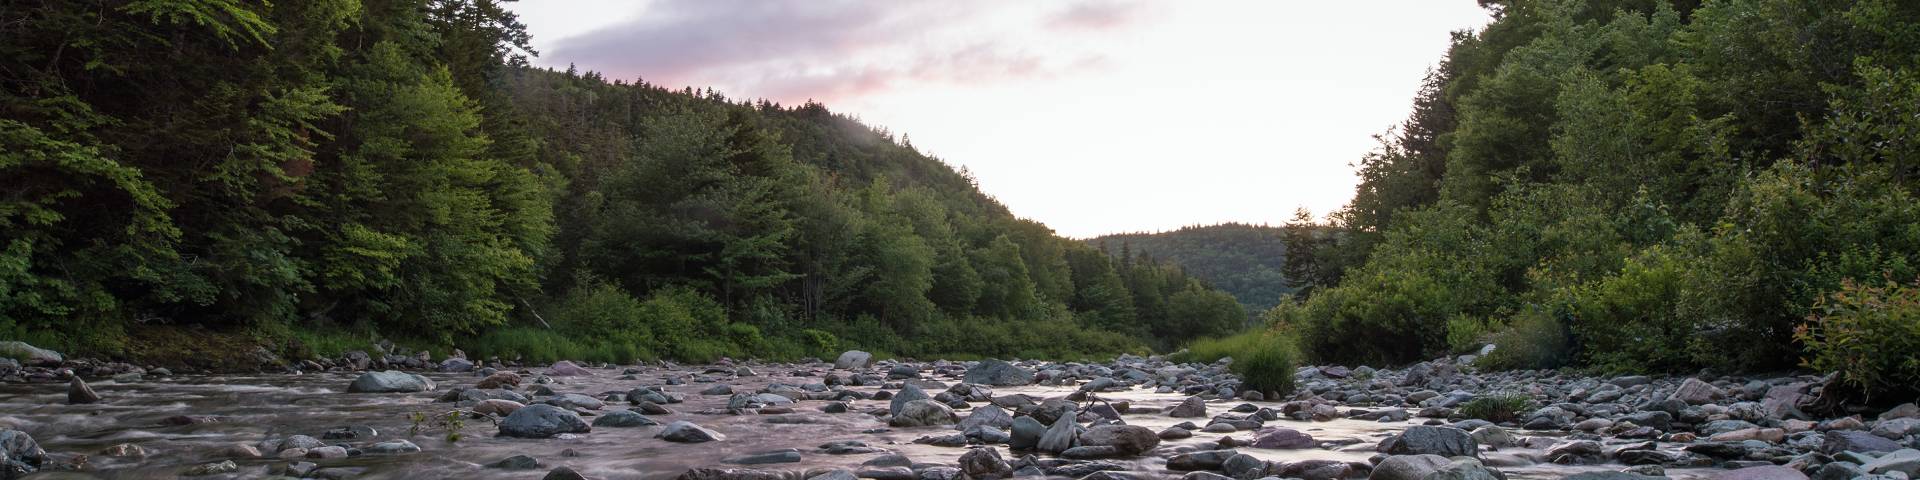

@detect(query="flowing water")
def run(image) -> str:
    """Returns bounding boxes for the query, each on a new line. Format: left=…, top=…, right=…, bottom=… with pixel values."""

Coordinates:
left=0, top=365, right=1718, bottom=479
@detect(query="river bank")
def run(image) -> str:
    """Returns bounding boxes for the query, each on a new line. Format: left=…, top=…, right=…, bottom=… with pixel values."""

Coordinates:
left=0, top=343, right=1916, bottom=480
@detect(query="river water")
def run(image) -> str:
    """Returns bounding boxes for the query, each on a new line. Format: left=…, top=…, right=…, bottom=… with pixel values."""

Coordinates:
left=0, top=364, right=1716, bottom=479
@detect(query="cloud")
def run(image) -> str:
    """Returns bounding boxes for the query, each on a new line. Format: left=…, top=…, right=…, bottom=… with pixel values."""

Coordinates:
left=545, top=0, right=1140, bottom=103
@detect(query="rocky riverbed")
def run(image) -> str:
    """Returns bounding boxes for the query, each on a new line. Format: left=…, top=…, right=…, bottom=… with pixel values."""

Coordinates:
left=0, top=343, right=1917, bottom=480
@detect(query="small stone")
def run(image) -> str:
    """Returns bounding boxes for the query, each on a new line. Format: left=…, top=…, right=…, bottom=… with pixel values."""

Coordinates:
left=491, top=454, right=542, bottom=469
left=657, top=421, right=726, bottom=443
left=67, top=377, right=100, bottom=404
left=543, top=466, right=590, bottom=480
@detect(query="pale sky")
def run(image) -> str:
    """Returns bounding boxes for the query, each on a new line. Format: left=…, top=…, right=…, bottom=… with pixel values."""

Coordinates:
left=506, top=1, right=1493, bottom=238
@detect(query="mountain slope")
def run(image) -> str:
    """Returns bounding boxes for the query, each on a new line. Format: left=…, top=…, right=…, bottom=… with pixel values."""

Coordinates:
left=1090, top=223, right=1291, bottom=312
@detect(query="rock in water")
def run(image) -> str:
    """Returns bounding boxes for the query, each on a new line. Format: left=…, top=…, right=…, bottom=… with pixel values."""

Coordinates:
left=888, top=384, right=929, bottom=416
left=363, top=440, right=421, bottom=454
left=1424, top=458, right=1504, bottom=480
left=834, top=351, right=873, bottom=370
left=1381, top=425, right=1479, bottom=458
left=1367, top=454, right=1449, bottom=480
left=1009, top=416, right=1046, bottom=450
left=499, top=404, right=591, bottom=438
left=592, top=410, right=658, bottom=428
left=1714, top=465, right=1809, bottom=480
left=347, top=371, right=436, bottom=393
left=0, top=430, right=46, bottom=478
left=963, top=359, right=1034, bottom=386
left=439, top=357, right=474, bottom=372
left=958, top=405, right=1014, bottom=431
left=1079, top=425, right=1160, bottom=456
left=958, top=447, right=1011, bottom=477
left=1037, top=415, right=1078, bottom=454
left=657, top=421, right=726, bottom=443
left=475, top=372, right=522, bottom=389
left=544, top=466, right=590, bottom=480
left=1167, top=396, right=1207, bottom=418
left=889, top=399, right=956, bottom=427
left=547, top=360, right=591, bottom=376
left=1251, top=427, right=1314, bottom=449
left=0, top=341, right=61, bottom=366
left=68, top=377, right=100, bottom=404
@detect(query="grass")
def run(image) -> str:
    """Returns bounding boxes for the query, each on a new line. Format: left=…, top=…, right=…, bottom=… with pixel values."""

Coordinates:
left=1176, top=330, right=1300, bottom=397
left=1458, top=393, right=1531, bottom=423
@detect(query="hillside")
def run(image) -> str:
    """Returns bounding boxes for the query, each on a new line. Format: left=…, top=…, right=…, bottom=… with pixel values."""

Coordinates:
left=0, top=0, right=1245, bottom=362
left=1089, top=223, right=1292, bottom=313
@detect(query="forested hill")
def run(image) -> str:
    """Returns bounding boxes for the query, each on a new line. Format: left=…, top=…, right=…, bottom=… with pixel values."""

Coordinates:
left=1088, top=224, right=1292, bottom=313
left=0, top=0, right=1246, bottom=363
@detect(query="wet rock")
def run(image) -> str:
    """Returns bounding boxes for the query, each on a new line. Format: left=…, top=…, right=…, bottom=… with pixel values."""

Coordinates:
left=857, top=466, right=915, bottom=480
left=1862, top=449, right=1920, bottom=476
left=182, top=460, right=238, bottom=476
left=890, top=399, right=956, bottom=427
left=547, top=360, right=592, bottom=377
left=1714, top=465, right=1809, bottom=480
left=1159, top=427, right=1193, bottom=439
left=1010, top=416, right=1046, bottom=450
left=1078, top=425, right=1159, bottom=456
left=958, top=447, right=1011, bottom=477
left=440, top=357, right=474, bottom=372
left=889, top=384, right=930, bottom=417
left=1616, top=449, right=1689, bottom=466
left=321, top=425, right=377, bottom=440
left=810, top=470, right=858, bottom=480
left=364, top=440, right=421, bottom=454
left=1873, top=418, right=1920, bottom=439
left=499, top=404, right=591, bottom=438
left=1547, top=441, right=1605, bottom=465
left=347, top=370, right=436, bottom=393
left=544, top=393, right=607, bottom=411
left=476, top=371, right=522, bottom=389
left=1168, top=396, right=1207, bottom=418
left=305, top=445, right=349, bottom=459
left=1167, top=449, right=1239, bottom=471
left=0, top=430, right=46, bottom=478
left=1469, top=426, right=1515, bottom=448
left=958, top=405, right=1014, bottom=431
left=1824, top=430, right=1902, bottom=454
left=1367, top=454, right=1449, bottom=480
left=1038, top=415, right=1078, bottom=454
left=98, top=443, right=146, bottom=458
left=1221, top=453, right=1270, bottom=478
left=702, top=384, right=734, bottom=395
left=1672, top=378, right=1724, bottom=405
left=887, top=364, right=919, bottom=379
left=835, top=351, right=873, bottom=370
left=1424, top=458, right=1503, bottom=480
left=67, top=377, right=99, bottom=404
left=491, top=454, right=543, bottom=469
left=474, top=399, right=525, bottom=416
left=658, top=421, right=726, bottom=443
left=544, top=466, right=591, bottom=480
left=1251, top=427, right=1314, bottom=449
left=592, top=409, right=659, bottom=427
left=1275, top=459, right=1353, bottom=480
left=1710, top=428, right=1785, bottom=443
left=963, top=359, right=1035, bottom=386
left=1381, top=425, right=1478, bottom=458
left=723, top=449, right=801, bottom=465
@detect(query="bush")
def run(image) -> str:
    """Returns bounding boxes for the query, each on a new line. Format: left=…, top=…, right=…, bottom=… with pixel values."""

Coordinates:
left=1458, top=393, right=1531, bottom=423
left=1478, top=308, right=1573, bottom=370
left=1176, top=330, right=1298, bottom=397
left=1795, top=278, right=1920, bottom=397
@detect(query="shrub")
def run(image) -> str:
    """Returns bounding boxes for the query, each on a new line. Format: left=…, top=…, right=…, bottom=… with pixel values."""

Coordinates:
left=1445, top=314, right=1491, bottom=354
left=1478, top=308, right=1573, bottom=371
left=1176, top=330, right=1298, bottom=397
left=1795, top=278, right=1920, bottom=397
left=1458, top=393, right=1531, bottom=423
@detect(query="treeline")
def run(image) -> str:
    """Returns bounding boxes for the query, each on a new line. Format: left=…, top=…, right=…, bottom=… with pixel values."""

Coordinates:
left=1265, top=0, right=1920, bottom=396
left=1090, top=223, right=1292, bottom=313
left=0, top=0, right=1244, bottom=363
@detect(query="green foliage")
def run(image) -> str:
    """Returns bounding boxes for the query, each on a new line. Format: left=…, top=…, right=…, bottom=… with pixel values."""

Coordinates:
left=1478, top=308, right=1574, bottom=371
left=1176, top=330, right=1299, bottom=397
left=1796, top=278, right=1920, bottom=397
left=1091, top=222, right=1292, bottom=312
left=1458, top=393, right=1531, bottom=423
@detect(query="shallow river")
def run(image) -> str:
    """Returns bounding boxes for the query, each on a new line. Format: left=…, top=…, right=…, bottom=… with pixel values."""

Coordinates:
left=0, top=364, right=1715, bottom=479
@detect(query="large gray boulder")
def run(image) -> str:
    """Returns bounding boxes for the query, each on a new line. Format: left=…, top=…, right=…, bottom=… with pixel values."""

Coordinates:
left=657, top=421, right=725, bottom=443
left=1381, top=426, right=1479, bottom=458
left=591, top=409, right=658, bottom=428
left=1167, top=396, right=1207, bottom=418
left=1672, top=378, right=1724, bottom=405
left=347, top=371, right=436, bottom=393
left=1423, top=458, right=1504, bottom=480
left=1367, top=454, right=1450, bottom=480
left=963, top=359, right=1034, bottom=386
left=0, top=341, right=61, bottom=366
left=1825, top=430, right=1902, bottom=454
left=835, top=351, right=873, bottom=370
left=888, top=384, right=929, bottom=416
left=957, top=405, right=1014, bottom=431
left=499, top=404, right=590, bottom=438
left=889, top=399, right=956, bottom=427
left=1009, top=416, right=1046, bottom=450
left=1037, top=415, right=1077, bottom=454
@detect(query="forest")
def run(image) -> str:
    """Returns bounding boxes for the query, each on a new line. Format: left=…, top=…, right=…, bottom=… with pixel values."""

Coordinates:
left=1232, top=0, right=1920, bottom=398
left=0, top=0, right=1247, bottom=364
left=1089, top=223, right=1293, bottom=314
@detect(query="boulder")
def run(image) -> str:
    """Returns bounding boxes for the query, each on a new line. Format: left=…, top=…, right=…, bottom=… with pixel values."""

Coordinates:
left=1423, top=458, right=1504, bottom=480
left=1824, top=430, right=1902, bottom=454
left=1167, top=396, right=1208, bottom=418
left=963, top=359, right=1035, bottom=386
left=657, top=421, right=726, bottom=443
left=958, top=447, right=1010, bottom=477
left=1252, top=427, right=1314, bottom=449
left=889, top=399, right=956, bottom=427
left=1037, top=415, right=1077, bottom=454
left=835, top=351, right=873, bottom=370
left=1368, top=454, right=1450, bottom=480
left=439, top=357, right=474, bottom=373
left=888, top=384, right=929, bottom=417
left=592, top=409, right=658, bottom=428
left=0, top=430, right=46, bottom=478
left=1713, top=465, right=1809, bottom=480
left=347, top=371, right=436, bottom=393
left=1009, top=416, right=1046, bottom=450
left=1382, top=426, right=1479, bottom=458
left=1672, top=378, right=1724, bottom=405
left=957, top=405, right=1014, bottom=431
left=0, top=341, right=61, bottom=366
left=1167, top=449, right=1240, bottom=471
left=67, top=377, right=100, bottom=404
left=363, top=440, right=421, bottom=454
left=1862, top=449, right=1920, bottom=476
left=499, top=404, right=591, bottom=438
left=475, top=372, right=522, bottom=389
left=546, top=361, right=591, bottom=376
left=473, top=399, right=525, bottom=416
left=1078, top=425, right=1160, bottom=456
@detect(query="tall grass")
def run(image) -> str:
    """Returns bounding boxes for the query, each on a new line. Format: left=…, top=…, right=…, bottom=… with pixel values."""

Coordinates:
left=1177, top=330, right=1299, bottom=397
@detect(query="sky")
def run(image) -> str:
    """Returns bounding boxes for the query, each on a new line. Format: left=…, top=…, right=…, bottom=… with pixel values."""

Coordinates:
left=506, top=1, right=1493, bottom=238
